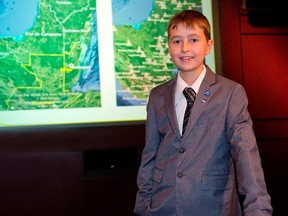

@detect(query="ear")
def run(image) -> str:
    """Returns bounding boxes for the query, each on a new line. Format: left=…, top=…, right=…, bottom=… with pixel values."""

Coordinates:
left=206, top=39, right=214, bottom=55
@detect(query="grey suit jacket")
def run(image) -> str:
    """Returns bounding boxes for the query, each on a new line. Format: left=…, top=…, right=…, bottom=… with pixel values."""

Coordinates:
left=134, top=67, right=272, bottom=216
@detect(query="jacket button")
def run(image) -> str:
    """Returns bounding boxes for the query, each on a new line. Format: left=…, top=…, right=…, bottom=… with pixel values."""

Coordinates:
left=177, top=172, right=183, bottom=178
left=179, top=147, right=185, bottom=153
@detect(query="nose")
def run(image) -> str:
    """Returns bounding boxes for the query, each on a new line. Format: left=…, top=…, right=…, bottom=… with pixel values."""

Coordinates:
left=181, top=40, right=190, bottom=52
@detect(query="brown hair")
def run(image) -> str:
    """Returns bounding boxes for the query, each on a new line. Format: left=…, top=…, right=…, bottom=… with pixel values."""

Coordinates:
left=167, top=10, right=211, bottom=41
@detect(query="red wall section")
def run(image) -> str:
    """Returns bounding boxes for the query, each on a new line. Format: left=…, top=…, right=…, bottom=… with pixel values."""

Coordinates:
left=242, top=35, right=288, bottom=119
left=220, top=1, right=288, bottom=215
left=219, top=0, right=243, bottom=83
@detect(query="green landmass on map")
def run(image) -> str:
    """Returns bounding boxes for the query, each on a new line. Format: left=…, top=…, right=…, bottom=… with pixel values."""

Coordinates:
left=114, top=0, right=201, bottom=105
left=0, top=0, right=100, bottom=111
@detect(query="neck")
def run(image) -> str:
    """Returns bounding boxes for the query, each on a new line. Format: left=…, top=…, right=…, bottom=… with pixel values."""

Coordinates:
left=179, top=65, right=204, bottom=86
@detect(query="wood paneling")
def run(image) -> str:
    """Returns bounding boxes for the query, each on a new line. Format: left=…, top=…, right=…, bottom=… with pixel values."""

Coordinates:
left=0, top=123, right=145, bottom=152
left=240, top=16, right=288, bottom=34
left=85, top=172, right=138, bottom=216
left=253, top=119, right=288, bottom=139
left=220, top=1, right=288, bottom=215
left=258, top=139, right=288, bottom=216
left=242, top=35, right=288, bottom=119
left=0, top=152, right=83, bottom=216
left=219, top=0, right=243, bottom=83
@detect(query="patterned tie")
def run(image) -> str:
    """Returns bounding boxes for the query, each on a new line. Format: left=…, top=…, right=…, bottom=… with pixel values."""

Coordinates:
left=182, top=87, right=196, bottom=135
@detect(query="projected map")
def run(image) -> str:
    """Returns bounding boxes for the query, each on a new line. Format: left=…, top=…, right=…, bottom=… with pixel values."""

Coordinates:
left=112, top=0, right=201, bottom=106
left=0, top=0, right=100, bottom=110
left=0, top=0, right=202, bottom=111
left=0, top=0, right=209, bottom=127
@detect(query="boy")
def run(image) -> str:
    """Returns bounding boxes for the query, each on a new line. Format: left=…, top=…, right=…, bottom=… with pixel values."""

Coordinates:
left=134, top=10, right=272, bottom=216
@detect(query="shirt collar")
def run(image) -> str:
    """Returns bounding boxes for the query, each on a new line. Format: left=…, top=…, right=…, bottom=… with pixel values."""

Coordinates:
left=176, top=66, right=207, bottom=98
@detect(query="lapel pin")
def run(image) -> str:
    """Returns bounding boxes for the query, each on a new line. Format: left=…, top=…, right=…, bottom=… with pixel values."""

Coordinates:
left=204, top=90, right=210, bottom=97
left=201, top=99, right=207, bottom=104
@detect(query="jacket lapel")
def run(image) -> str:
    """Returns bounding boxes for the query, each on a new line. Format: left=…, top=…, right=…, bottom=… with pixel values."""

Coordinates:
left=182, top=67, right=216, bottom=142
left=164, top=78, right=182, bottom=140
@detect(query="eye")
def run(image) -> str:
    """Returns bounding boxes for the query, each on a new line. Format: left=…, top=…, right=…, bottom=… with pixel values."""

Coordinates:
left=190, top=38, right=198, bottom=43
left=171, top=39, right=182, bottom=45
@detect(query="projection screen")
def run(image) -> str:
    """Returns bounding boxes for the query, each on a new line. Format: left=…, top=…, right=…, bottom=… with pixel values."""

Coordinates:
left=0, top=0, right=215, bottom=127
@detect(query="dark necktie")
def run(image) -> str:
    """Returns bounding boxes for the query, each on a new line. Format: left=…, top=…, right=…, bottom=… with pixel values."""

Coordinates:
left=182, top=87, right=196, bottom=135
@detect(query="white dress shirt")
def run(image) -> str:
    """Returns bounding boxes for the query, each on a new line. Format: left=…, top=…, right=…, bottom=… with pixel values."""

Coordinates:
left=174, top=66, right=206, bottom=134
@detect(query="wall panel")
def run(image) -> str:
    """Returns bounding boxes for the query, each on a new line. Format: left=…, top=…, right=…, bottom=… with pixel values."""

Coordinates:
left=220, top=0, right=288, bottom=215
left=242, top=35, right=288, bottom=119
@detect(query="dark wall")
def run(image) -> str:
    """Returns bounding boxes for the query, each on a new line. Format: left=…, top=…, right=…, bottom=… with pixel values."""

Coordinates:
left=0, top=124, right=145, bottom=216
left=0, top=151, right=83, bottom=216
left=220, top=0, right=288, bottom=215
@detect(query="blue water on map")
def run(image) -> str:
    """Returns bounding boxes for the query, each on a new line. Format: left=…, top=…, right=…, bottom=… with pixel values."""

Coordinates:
left=112, top=0, right=154, bottom=26
left=0, top=0, right=39, bottom=37
left=72, top=11, right=100, bottom=93
left=116, top=81, right=147, bottom=106
left=0, top=0, right=5, bottom=15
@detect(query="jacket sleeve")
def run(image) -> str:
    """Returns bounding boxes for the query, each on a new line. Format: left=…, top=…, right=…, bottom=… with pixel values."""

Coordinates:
left=134, top=90, right=161, bottom=215
left=226, top=84, right=273, bottom=215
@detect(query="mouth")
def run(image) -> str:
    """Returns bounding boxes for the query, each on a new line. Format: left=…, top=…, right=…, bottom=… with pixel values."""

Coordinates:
left=180, top=56, right=193, bottom=61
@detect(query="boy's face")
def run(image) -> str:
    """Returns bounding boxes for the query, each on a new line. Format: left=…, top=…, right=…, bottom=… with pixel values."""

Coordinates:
left=168, top=23, right=213, bottom=76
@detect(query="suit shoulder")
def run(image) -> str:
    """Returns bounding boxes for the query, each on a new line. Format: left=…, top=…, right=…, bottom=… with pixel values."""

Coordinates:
left=150, top=78, right=175, bottom=95
left=215, top=74, right=243, bottom=89
left=213, top=74, right=248, bottom=102
left=205, top=67, right=243, bottom=91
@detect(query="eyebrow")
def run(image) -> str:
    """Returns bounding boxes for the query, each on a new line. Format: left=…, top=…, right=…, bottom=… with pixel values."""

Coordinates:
left=170, top=34, right=201, bottom=39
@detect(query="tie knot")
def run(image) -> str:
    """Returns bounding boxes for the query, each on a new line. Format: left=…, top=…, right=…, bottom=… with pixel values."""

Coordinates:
left=183, top=87, right=196, bottom=103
